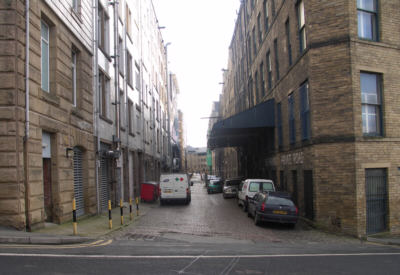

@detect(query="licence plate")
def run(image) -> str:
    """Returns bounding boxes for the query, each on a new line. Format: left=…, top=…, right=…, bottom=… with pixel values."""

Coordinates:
left=273, top=210, right=287, bottom=215
left=164, top=190, right=172, bottom=193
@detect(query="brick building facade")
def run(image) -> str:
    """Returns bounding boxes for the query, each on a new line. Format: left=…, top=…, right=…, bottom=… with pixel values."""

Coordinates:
left=209, top=0, right=400, bottom=237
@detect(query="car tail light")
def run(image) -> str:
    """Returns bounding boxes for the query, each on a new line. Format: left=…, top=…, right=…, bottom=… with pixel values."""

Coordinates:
left=295, top=206, right=298, bottom=215
left=261, top=202, right=265, bottom=212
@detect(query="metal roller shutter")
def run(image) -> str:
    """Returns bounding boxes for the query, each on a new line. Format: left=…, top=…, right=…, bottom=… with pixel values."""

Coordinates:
left=73, top=147, right=85, bottom=217
left=100, top=143, right=111, bottom=212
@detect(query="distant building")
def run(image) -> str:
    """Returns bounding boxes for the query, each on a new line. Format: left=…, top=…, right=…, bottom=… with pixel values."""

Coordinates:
left=209, top=0, right=400, bottom=237
left=186, top=147, right=207, bottom=174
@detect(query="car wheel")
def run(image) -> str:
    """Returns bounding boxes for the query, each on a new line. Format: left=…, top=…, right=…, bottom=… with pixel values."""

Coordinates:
left=254, top=213, right=261, bottom=226
left=243, top=201, right=248, bottom=212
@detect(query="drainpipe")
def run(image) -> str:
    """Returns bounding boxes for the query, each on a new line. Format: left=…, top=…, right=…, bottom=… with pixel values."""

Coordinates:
left=94, top=0, right=100, bottom=214
left=112, top=0, right=122, bottom=201
left=24, top=0, right=31, bottom=231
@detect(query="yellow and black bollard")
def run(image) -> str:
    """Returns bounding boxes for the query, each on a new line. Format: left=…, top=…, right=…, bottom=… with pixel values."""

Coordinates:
left=120, top=199, right=124, bottom=225
left=72, top=198, right=77, bottom=235
left=108, top=200, right=112, bottom=229
left=136, top=197, right=139, bottom=216
left=129, top=198, right=133, bottom=221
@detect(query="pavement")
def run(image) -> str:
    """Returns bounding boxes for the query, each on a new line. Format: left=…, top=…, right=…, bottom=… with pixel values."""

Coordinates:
left=0, top=199, right=399, bottom=247
left=0, top=201, right=157, bottom=245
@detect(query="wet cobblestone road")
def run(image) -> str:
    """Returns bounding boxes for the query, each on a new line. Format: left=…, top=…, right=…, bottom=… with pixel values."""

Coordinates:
left=112, top=179, right=362, bottom=246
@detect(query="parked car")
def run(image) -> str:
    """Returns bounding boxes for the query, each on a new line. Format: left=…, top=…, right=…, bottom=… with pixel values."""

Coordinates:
left=159, top=173, right=191, bottom=205
left=207, top=179, right=224, bottom=194
left=247, top=191, right=298, bottom=227
left=238, top=179, right=275, bottom=211
left=222, top=178, right=243, bottom=199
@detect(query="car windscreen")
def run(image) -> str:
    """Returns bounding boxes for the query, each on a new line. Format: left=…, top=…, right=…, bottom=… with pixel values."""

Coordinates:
left=266, top=196, right=294, bottom=206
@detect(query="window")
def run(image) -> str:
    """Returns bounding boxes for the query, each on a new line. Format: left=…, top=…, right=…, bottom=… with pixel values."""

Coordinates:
left=98, top=70, right=109, bottom=118
left=274, top=39, right=280, bottom=80
left=72, top=0, right=80, bottom=14
left=257, top=13, right=262, bottom=44
left=277, top=102, right=283, bottom=148
left=297, top=0, right=307, bottom=53
left=126, top=50, right=132, bottom=87
left=126, top=4, right=132, bottom=38
left=271, top=0, right=276, bottom=18
left=255, top=71, right=259, bottom=103
left=263, top=0, right=269, bottom=33
left=357, top=0, right=378, bottom=41
left=41, top=20, right=50, bottom=93
left=118, top=37, right=123, bottom=75
left=248, top=77, right=253, bottom=107
left=266, top=51, right=272, bottom=90
left=98, top=4, right=109, bottom=54
left=288, top=93, right=295, bottom=144
left=247, top=36, right=252, bottom=64
left=300, top=81, right=310, bottom=140
left=285, top=19, right=292, bottom=66
left=361, top=72, right=382, bottom=136
left=260, top=62, right=265, bottom=98
left=120, top=89, right=125, bottom=128
left=128, top=99, right=134, bottom=134
left=135, top=62, right=141, bottom=91
left=71, top=50, right=77, bottom=106
left=252, top=27, right=257, bottom=56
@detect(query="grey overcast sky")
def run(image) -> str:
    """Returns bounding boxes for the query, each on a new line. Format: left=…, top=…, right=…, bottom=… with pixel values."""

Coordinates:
left=152, top=0, right=241, bottom=148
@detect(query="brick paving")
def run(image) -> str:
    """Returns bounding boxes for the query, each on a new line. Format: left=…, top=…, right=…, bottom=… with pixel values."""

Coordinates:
left=110, top=182, right=361, bottom=246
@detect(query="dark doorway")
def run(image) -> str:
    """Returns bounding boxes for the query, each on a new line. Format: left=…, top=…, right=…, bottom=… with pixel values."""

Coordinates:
left=304, top=170, right=314, bottom=220
left=292, top=170, right=298, bottom=206
left=43, top=158, right=52, bottom=222
left=366, top=168, right=387, bottom=235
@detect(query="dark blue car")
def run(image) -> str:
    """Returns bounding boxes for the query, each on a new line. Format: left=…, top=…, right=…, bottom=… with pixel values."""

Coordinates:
left=247, top=192, right=298, bottom=227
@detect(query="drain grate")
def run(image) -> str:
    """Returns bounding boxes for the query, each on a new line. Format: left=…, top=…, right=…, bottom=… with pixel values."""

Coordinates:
left=124, top=233, right=158, bottom=241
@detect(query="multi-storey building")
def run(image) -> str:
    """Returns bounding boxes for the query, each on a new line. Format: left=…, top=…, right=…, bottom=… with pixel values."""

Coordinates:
left=94, top=0, right=170, bottom=210
left=0, top=0, right=180, bottom=230
left=0, top=0, right=95, bottom=229
left=208, top=0, right=400, bottom=237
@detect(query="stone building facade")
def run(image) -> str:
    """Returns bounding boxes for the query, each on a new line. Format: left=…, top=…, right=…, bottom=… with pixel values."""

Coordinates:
left=0, top=0, right=95, bottom=229
left=209, top=0, right=400, bottom=237
left=0, top=0, right=181, bottom=230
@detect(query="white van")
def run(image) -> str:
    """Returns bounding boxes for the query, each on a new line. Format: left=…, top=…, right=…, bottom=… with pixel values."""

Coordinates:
left=159, top=173, right=191, bottom=205
left=238, top=179, right=275, bottom=211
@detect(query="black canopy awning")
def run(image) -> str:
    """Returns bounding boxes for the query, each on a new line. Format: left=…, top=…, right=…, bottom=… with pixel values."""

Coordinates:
left=208, top=99, right=275, bottom=149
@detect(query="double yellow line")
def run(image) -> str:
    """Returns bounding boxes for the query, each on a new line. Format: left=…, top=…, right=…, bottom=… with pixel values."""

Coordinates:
left=0, top=239, right=112, bottom=249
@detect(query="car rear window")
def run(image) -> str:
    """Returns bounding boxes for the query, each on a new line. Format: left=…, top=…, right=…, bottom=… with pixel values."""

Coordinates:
left=261, top=182, right=274, bottom=191
left=266, top=196, right=294, bottom=206
left=225, top=181, right=240, bottom=186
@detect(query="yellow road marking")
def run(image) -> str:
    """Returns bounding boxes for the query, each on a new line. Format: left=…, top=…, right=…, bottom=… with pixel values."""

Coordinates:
left=0, top=239, right=112, bottom=249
